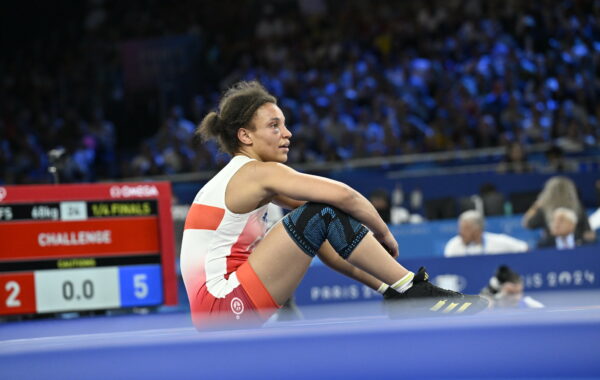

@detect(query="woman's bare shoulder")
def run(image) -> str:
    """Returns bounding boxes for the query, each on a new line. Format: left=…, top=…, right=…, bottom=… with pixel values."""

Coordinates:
left=238, top=160, right=293, bottom=177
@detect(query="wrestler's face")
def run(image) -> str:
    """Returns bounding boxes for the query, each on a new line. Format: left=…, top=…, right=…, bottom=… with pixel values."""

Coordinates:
left=243, top=103, right=291, bottom=163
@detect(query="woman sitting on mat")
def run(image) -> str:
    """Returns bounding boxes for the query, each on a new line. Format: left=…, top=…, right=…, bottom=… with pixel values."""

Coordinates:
left=180, top=81, right=488, bottom=329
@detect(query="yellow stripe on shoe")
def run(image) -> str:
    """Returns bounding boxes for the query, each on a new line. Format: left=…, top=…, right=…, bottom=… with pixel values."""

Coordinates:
left=430, top=300, right=447, bottom=312
left=442, top=302, right=459, bottom=313
left=456, top=302, right=472, bottom=313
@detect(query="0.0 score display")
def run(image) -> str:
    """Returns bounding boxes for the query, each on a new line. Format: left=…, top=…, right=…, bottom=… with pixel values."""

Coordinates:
left=62, top=279, right=94, bottom=301
left=1, top=265, right=163, bottom=314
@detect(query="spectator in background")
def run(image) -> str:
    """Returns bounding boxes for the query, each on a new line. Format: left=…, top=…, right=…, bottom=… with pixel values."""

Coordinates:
left=589, top=179, right=600, bottom=231
left=479, top=183, right=505, bottom=216
left=368, top=188, right=391, bottom=224
left=542, top=145, right=577, bottom=173
left=444, top=210, right=529, bottom=257
left=590, top=208, right=600, bottom=232
left=4, top=0, right=600, bottom=184
left=88, top=107, right=117, bottom=179
left=538, top=207, right=585, bottom=249
left=497, top=141, right=533, bottom=174
left=480, top=265, right=544, bottom=309
left=522, top=176, right=596, bottom=245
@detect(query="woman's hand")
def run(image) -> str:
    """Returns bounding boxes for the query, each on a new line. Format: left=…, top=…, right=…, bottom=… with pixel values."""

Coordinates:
left=374, top=231, right=399, bottom=258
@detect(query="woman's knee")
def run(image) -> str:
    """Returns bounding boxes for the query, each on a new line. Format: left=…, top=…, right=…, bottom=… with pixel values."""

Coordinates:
left=282, top=202, right=368, bottom=259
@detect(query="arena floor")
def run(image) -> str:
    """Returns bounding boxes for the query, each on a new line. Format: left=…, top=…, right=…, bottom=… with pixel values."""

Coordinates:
left=1, top=292, right=599, bottom=379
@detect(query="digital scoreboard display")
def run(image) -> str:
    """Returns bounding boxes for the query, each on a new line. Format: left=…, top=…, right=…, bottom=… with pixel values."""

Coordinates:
left=0, top=182, right=178, bottom=316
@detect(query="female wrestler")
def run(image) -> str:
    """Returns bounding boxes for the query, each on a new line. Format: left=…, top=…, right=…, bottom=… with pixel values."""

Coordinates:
left=180, top=81, right=487, bottom=328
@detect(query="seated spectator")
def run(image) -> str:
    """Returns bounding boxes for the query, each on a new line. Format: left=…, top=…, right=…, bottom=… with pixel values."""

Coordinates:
left=368, top=188, right=391, bottom=224
left=497, top=141, right=533, bottom=174
left=480, top=265, right=544, bottom=309
left=541, top=145, right=577, bottom=173
left=4, top=0, right=600, bottom=185
left=522, top=176, right=596, bottom=245
left=444, top=210, right=529, bottom=257
left=537, top=208, right=584, bottom=249
left=479, top=183, right=505, bottom=216
left=589, top=179, right=600, bottom=231
left=590, top=208, right=600, bottom=232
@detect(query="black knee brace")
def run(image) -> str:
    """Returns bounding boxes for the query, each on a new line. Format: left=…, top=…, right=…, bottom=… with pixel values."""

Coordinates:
left=282, top=202, right=368, bottom=259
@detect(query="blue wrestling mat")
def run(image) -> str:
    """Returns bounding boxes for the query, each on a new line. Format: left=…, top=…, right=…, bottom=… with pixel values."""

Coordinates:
left=1, top=298, right=599, bottom=379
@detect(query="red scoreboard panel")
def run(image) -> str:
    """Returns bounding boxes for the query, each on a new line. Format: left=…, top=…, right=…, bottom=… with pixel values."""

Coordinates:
left=0, top=182, right=178, bottom=316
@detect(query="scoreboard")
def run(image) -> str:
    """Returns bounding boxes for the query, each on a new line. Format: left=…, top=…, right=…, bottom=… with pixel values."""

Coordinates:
left=0, top=182, right=178, bottom=316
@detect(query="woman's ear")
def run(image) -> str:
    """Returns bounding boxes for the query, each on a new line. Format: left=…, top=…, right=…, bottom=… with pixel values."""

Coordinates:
left=237, top=128, right=253, bottom=145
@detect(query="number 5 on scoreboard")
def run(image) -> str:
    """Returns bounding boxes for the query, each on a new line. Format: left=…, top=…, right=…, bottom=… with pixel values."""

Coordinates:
left=119, top=265, right=163, bottom=308
left=133, top=274, right=148, bottom=299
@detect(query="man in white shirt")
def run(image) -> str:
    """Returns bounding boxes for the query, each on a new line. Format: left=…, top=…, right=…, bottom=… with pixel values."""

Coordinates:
left=444, top=210, right=529, bottom=257
left=590, top=207, right=600, bottom=231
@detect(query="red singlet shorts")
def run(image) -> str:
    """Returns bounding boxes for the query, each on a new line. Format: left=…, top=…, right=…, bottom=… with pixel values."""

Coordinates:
left=190, top=261, right=280, bottom=329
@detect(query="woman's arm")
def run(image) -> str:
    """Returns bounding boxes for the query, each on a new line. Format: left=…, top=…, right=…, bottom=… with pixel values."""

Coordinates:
left=271, top=194, right=305, bottom=210
left=522, top=202, right=544, bottom=229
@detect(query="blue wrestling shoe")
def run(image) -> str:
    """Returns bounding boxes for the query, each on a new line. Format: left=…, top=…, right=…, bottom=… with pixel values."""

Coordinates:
left=384, top=267, right=489, bottom=317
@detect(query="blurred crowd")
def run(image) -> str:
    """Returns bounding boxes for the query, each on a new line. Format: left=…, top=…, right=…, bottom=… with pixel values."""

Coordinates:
left=1, top=0, right=600, bottom=183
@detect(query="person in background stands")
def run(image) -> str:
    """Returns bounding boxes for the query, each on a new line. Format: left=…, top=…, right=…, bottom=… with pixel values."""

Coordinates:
left=588, top=179, right=600, bottom=231
left=537, top=207, right=583, bottom=249
left=368, top=188, right=391, bottom=224
left=444, top=210, right=529, bottom=257
left=522, top=176, right=596, bottom=246
left=497, top=141, right=533, bottom=174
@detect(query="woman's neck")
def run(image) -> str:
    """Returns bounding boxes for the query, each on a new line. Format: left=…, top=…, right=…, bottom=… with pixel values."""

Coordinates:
left=235, top=149, right=262, bottom=161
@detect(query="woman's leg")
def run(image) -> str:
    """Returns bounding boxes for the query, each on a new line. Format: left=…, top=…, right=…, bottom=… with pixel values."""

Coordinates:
left=346, top=233, right=411, bottom=285
left=248, top=204, right=411, bottom=305
left=316, top=241, right=385, bottom=291
left=249, top=203, right=488, bottom=317
left=248, top=223, right=313, bottom=305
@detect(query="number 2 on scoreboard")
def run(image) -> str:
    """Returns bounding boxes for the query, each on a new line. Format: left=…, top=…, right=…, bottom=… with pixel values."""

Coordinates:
left=0, top=273, right=36, bottom=315
left=5, top=281, right=21, bottom=307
